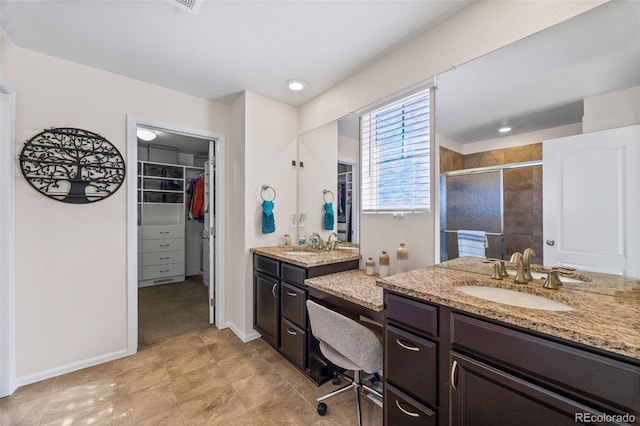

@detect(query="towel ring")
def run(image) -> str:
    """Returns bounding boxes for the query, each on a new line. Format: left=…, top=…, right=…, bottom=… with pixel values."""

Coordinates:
left=261, top=185, right=276, bottom=201
left=323, top=189, right=334, bottom=203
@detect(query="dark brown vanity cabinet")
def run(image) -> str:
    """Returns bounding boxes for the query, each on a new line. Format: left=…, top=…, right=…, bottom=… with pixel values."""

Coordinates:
left=253, top=253, right=359, bottom=385
left=384, top=290, right=640, bottom=426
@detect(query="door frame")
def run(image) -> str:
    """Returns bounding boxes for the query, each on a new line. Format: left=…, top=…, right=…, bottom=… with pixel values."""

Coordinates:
left=1, top=76, right=16, bottom=397
left=126, top=115, right=226, bottom=355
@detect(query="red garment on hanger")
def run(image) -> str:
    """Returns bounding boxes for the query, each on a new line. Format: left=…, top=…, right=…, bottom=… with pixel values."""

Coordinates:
left=192, top=178, right=205, bottom=219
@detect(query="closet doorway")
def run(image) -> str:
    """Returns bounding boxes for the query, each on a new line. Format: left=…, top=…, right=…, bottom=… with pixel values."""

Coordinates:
left=126, top=116, right=225, bottom=353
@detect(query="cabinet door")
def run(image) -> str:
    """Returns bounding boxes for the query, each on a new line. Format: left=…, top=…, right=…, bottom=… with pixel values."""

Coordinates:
left=254, top=272, right=279, bottom=348
left=450, top=353, right=610, bottom=426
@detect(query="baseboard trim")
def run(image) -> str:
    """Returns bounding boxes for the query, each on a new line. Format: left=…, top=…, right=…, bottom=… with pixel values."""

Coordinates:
left=226, top=322, right=261, bottom=343
left=16, top=349, right=129, bottom=388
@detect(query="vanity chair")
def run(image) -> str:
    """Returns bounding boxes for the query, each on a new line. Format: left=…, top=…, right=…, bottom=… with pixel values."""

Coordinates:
left=306, top=300, right=383, bottom=425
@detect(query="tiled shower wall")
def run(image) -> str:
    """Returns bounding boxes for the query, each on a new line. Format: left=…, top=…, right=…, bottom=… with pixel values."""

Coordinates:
left=440, top=144, right=543, bottom=264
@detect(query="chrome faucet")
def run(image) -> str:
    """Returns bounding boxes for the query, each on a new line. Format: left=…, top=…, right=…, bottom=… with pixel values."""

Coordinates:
left=326, top=232, right=339, bottom=250
left=523, top=248, right=536, bottom=281
left=309, top=232, right=323, bottom=249
left=509, top=252, right=529, bottom=284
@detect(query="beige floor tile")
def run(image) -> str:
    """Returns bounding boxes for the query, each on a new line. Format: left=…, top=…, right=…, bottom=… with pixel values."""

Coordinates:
left=0, top=396, right=48, bottom=426
left=231, top=368, right=290, bottom=411
left=39, top=381, right=115, bottom=426
left=113, top=361, right=171, bottom=397
left=113, top=346, right=165, bottom=376
left=137, top=410, right=185, bottom=426
left=217, top=350, right=273, bottom=383
left=179, top=388, right=248, bottom=425
left=151, top=332, right=206, bottom=360
left=164, top=346, right=216, bottom=380
left=53, top=361, right=115, bottom=390
left=112, top=381, right=178, bottom=425
left=249, top=386, right=318, bottom=425
left=169, top=364, right=230, bottom=405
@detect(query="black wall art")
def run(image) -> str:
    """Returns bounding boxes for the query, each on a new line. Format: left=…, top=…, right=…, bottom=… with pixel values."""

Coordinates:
left=20, top=127, right=126, bottom=204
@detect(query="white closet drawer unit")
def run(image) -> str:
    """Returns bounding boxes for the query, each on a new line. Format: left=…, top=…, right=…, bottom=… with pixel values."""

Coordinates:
left=143, top=238, right=185, bottom=253
left=142, top=250, right=185, bottom=266
left=142, top=225, right=184, bottom=240
left=142, top=263, right=185, bottom=280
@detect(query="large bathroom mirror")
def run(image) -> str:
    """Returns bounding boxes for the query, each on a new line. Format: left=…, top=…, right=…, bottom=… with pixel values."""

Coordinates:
left=297, top=1, right=640, bottom=270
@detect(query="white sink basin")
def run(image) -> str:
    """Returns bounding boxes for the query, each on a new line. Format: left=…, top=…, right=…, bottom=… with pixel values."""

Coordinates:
left=507, top=270, right=583, bottom=283
left=456, top=286, right=574, bottom=311
left=336, top=246, right=359, bottom=251
left=282, top=251, right=316, bottom=256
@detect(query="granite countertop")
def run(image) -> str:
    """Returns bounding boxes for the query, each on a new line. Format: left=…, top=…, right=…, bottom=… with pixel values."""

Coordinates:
left=378, top=259, right=640, bottom=361
left=251, top=246, right=361, bottom=268
left=305, top=269, right=384, bottom=312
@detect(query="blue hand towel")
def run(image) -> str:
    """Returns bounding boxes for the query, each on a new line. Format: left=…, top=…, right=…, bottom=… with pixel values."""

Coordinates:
left=262, top=200, right=275, bottom=234
left=323, top=202, right=334, bottom=231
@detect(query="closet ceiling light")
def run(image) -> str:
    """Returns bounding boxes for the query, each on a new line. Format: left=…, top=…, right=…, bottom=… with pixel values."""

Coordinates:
left=498, top=126, right=512, bottom=133
left=137, top=129, right=157, bottom=141
left=286, top=80, right=306, bottom=91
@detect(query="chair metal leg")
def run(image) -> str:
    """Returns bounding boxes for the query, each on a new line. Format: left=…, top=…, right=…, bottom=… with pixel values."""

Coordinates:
left=354, top=371, right=363, bottom=426
left=315, top=369, right=382, bottom=425
left=316, top=380, right=356, bottom=403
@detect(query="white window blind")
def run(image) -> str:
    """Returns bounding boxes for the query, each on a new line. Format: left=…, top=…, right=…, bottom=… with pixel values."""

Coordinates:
left=361, top=87, right=431, bottom=213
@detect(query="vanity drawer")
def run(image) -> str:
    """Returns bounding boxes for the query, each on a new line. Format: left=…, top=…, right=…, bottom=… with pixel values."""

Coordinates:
left=387, top=292, right=438, bottom=338
left=142, top=225, right=184, bottom=240
left=282, top=263, right=307, bottom=286
left=143, top=238, right=185, bottom=253
left=385, top=324, right=437, bottom=407
left=281, top=282, right=307, bottom=328
left=385, top=383, right=436, bottom=426
left=142, top=250, right=184, bottom=266
left=254, top=254, right=280, bottom=278
left=142, top=263, right=185, bottom=280
left=280, top=318, right=307, bottom=370
left=451, top=313, right=640, bottom=415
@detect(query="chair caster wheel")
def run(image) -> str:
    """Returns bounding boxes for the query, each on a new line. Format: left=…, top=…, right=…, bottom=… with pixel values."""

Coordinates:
left=332, top=376, right=341, bottom=385
left=317, top=402, right=327, bottom=416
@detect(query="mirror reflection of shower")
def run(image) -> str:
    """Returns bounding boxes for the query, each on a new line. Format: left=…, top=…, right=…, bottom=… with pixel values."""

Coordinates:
left=440, top=161, right=542, bottom=263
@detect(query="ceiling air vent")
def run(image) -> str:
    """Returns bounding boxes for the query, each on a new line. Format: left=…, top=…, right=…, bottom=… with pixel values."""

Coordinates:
left=170, top=0, right=201, bottom=14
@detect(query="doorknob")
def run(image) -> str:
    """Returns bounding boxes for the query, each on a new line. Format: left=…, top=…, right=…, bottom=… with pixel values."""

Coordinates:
left=202, top=230, right=209, bottom=239
left=546, top=239, right=555, bottom=246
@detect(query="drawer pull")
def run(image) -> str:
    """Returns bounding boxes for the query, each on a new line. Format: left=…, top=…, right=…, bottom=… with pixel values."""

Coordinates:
left=160, top=244, right=170, bottom=247
left=272, top=283, right=278, bottom=298
left=451, top=359, right=458, bottom=390
left=286, top=291, right=297, bottom=297
left=159, top=269, right=170, bottom=273
left=160, top=257, right=170, bottom=260
left=286, top=328, right=297, bottom=335
left=396, top=339, right=420, bottom=352
left=160, top=231, right=170, bottom=234
left=395, top=400, right=420, bottom=418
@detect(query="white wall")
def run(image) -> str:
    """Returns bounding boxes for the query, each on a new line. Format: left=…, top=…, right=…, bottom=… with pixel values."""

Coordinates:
left=1, top=31, right=231, bottom=381
left=338, top=134, right=359, bottom=164
left=239, top=91, right=298, bottom=338
left=299, top=122, right=339, bottom=241
left=583, top=86, right=640, bottom=133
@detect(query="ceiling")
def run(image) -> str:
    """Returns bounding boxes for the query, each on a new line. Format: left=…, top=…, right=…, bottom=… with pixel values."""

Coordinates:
left=0, top=0, right=472, bottom=106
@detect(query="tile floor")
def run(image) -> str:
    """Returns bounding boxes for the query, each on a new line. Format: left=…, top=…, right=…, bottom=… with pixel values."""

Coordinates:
left=0, top=279, right=382, bottom=425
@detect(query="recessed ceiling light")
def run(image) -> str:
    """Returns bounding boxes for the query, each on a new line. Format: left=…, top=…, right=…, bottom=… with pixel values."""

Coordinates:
left=286, top=80, right=306, bottom=91
left=498, top=126, right=512, bottom=133
left=137, top=129, right=157, bottom=141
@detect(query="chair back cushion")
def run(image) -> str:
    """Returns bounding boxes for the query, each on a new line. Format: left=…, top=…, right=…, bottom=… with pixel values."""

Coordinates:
left=306, top=300, right=382, bottom=374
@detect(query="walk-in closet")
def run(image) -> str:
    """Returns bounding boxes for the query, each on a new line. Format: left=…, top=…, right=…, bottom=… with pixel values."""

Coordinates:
left=136, top=127, right=215, bottom=344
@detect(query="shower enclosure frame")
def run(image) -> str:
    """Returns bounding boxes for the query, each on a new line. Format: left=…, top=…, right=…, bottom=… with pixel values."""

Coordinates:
left=440, top=160, right=542, bottom=262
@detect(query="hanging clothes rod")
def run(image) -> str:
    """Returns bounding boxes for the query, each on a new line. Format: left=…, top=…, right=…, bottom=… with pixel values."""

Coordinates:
left=443, top=230, right=503, bottom=237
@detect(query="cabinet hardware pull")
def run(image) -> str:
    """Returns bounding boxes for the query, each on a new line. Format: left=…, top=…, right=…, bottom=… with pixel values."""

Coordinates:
left=160, top=231, right=170, bottom=234
left=160, top=269, right=170, bottom=273
left=451, top=360, right=458, bottom=390
left=272, top=283, right=278, bottom=298
left=396, top=339, right=420, bottom=352
left=395, top=400, right=420, bottom=418
left=160, top=244, right=170, bottom=247
left=286, top=291, right=297, bottom=297
left=286, top=328, right=297, bottom=335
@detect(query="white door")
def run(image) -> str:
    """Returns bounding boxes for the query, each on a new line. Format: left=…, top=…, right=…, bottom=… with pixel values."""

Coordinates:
left=543, top=125, right=640, bottom=276
left=203, top=141, right=216, bottom=324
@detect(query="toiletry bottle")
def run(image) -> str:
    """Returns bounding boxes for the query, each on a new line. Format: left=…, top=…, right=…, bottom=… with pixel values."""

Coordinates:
left=283, top=234, right=291, bottom=246
left=379, top=251, right=390, bottom=277
left=396, top=243, right=409, bottom=273
left=298, top=235, right=306, bottom=246
left=365, top=258, right=376, bottom=276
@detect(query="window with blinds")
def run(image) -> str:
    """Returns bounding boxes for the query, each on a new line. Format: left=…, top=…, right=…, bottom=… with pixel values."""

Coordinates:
left=360, top=87, right=432, bottom=213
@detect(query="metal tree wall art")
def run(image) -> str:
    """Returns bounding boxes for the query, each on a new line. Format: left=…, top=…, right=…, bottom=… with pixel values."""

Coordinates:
left=20, top=128, right=126, bottom=204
